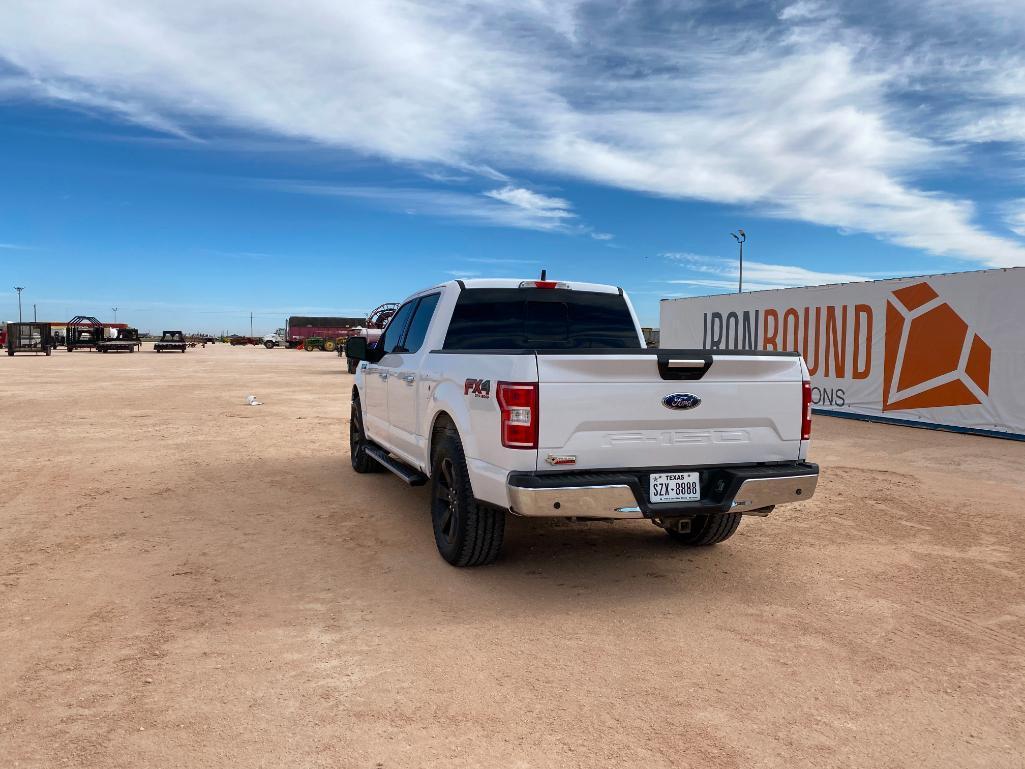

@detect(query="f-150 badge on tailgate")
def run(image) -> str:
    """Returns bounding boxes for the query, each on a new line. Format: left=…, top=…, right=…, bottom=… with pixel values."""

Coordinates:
left=662, top=393, right=701, bottom=410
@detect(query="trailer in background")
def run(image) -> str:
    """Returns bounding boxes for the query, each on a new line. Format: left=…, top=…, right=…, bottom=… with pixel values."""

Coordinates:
left=97, top=327, right=142, bottom=353
left=154, top=330, right=187, bottom=353
left=5, top=322, right=53, bottom=356
left=264, top=316, right=366, bottom=351
left=66, top=316, right=105, bottom=351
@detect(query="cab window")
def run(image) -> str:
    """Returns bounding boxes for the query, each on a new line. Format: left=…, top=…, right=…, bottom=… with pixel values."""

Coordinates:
left=379, top=301, right=416, bottom=355
left=397, top=294, right=441, bottom=353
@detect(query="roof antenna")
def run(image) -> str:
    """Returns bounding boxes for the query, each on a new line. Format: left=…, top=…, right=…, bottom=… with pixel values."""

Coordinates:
left=540, top=269, right=547, bottom=281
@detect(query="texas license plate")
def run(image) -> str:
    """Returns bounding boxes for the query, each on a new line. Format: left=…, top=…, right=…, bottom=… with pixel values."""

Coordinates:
left=649, top=472, right=701, bottom=503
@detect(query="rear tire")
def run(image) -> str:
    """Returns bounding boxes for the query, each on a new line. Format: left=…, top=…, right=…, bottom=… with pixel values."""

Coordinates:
left=264, top=340, right=275, bottom=349
left=323, top=338, right=337, bottom=352
left=350, top=397, right=383, bottom=473
left=430, top=428, right=505, bottom=566
left=664, top=513, right=741, bottom=546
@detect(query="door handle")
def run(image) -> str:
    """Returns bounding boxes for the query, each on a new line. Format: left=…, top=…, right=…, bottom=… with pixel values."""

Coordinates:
left=402, top=374, right=415, bottom=384
left=378, top=371, right=389, bottom=380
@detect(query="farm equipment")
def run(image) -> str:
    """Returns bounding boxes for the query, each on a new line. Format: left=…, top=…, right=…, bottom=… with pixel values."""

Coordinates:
left=269, top=316, right=365, bottom=350
left=302, top=336, right=339, bottom=352
left=97, top=327, right=141, bottom=353
left=5, top=322, right=53, bottom=356
left=66, top=316, right=105, bottom=351
left=228, top=336, right=260, bottom=346
left=342, top=302, right=399, bottom=373
left=154, top=330, right=187, bottom=353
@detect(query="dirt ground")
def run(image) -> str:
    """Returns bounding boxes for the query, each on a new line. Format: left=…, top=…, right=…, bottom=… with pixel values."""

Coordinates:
left=1, top=343, right=1023, bottom=769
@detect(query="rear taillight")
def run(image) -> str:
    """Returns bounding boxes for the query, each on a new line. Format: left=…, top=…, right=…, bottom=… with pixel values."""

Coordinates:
left=497, top=382, right=538, bottom=449
left=801, top=380, right=812, bottom=440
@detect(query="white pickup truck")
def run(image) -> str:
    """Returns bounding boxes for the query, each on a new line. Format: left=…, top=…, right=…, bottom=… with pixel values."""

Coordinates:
left=345, top=278, right=818, bottom=566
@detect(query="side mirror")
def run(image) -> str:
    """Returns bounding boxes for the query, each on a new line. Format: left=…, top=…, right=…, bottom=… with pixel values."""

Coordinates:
left=345, top=336, right=368, bottom=362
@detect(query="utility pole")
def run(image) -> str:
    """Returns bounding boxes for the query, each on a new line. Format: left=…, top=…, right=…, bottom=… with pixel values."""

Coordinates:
left=730, top=229, right=746, bottom=293
left=14, top=286, right=24, bottom=323
left=111, top=307, right=118, bottom=323
left=33, top=303, right=37, bottom=322
left=250, top=312, right=254, bottom=337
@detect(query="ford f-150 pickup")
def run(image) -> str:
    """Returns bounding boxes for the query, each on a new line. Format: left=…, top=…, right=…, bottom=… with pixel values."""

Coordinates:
left=345, top=278, right=818, bottom=566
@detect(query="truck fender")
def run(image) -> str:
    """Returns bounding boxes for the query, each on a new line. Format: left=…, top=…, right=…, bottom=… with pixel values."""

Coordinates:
left=425, top=379, right=479, bottom=467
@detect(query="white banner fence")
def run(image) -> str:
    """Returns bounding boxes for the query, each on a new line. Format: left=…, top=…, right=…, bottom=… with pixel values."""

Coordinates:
left=660, top=268, right=1025, bottom=440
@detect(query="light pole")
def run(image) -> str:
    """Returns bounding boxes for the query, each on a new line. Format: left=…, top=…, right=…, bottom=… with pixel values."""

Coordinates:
left=731, top=229, right=746, bottom=293
left=14, top=286, right=24, bottom=323
left=112, top=307, right=119, bottom=323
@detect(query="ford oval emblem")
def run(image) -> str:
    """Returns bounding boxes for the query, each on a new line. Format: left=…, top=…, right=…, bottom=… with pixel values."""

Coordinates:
left=663, top=393, right=701, bottom=410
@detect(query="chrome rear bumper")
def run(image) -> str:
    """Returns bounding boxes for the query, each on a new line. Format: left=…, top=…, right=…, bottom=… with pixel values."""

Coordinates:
left=507, top=484, right=645, bottom=519
left=506, top=463, right=818, bottom=519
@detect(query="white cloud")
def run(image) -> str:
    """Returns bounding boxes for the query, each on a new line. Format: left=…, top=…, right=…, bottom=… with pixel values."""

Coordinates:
left=483, top=186, right=575, bottom=225
left=462, top=256, right=541, bottom=265
left=665, top=252, right=875, bottom=293
left=1, top=1, right=1024, bottom=265
left=266, top=180, right=581, bottom=232
left=590, top=232, right=614, bottom=241
left=1003, top=200, right=1025, bottom=238
left=779, top=1, right=829, bottom=21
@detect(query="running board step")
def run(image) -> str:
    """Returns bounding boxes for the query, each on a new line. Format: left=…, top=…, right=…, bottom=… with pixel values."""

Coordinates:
left=364, top=445, right=428, bottom=486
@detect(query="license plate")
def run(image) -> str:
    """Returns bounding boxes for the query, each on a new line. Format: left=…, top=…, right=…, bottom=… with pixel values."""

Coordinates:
left=649, top=472, right=701, bottom=503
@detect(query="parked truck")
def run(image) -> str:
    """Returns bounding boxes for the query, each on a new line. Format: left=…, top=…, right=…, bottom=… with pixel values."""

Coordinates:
left=345, top=278, right=818, bottom=567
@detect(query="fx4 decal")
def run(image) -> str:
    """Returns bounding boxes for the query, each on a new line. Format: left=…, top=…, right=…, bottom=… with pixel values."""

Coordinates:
left=464, top=378, right=492, bottom=399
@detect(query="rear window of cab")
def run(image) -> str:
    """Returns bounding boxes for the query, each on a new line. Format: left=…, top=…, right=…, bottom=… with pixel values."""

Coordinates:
left=442, top=288, right=641, bottom=350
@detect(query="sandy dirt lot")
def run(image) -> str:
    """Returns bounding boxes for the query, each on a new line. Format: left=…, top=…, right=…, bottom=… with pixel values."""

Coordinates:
left=1, top=343, right=1023, bottom=768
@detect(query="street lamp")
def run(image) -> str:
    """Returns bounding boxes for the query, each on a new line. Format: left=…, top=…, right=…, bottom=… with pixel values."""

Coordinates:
left=730, top=229, right=746, bottom=293
left=14, top=286, right=24, bottom=323
left=112, top=307, right=119, bottom=323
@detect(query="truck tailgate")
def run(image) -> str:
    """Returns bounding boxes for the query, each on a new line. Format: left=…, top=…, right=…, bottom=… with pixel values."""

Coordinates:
left=536, top=352, right=804, bottom=470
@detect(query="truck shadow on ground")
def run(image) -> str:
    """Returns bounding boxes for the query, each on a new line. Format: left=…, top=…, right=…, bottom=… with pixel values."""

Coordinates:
left=275, top=455, right=767, bottom=608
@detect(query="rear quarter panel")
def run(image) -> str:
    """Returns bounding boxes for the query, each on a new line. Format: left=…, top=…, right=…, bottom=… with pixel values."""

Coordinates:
left=422, top=352, right=539, bottom=508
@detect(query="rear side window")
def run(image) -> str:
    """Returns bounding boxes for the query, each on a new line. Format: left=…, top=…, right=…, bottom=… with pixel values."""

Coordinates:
left=443, top=288, right=640, bottom=350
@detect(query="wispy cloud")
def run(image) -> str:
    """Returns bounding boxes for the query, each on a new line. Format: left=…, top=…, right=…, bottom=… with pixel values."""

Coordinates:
left=0, top=242, right=32, bottom=250
left=1, top=1, right=1024, bottom=265
left=1002, top=200, right=1025, bottom=238
left=482, top=186, right=575, bottom=228
left=463, top=256, right=542, bottom=265
left=664, top=252, right=877, bottom=293
left=266, top=180, right=586, bottom=232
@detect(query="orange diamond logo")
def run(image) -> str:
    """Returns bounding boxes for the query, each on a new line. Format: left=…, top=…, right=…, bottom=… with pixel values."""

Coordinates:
left=883, top=282, right=991, bottom=411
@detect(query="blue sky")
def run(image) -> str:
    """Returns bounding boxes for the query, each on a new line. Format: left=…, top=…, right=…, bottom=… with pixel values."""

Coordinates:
left=2, top=0, right=1024, bottom=333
